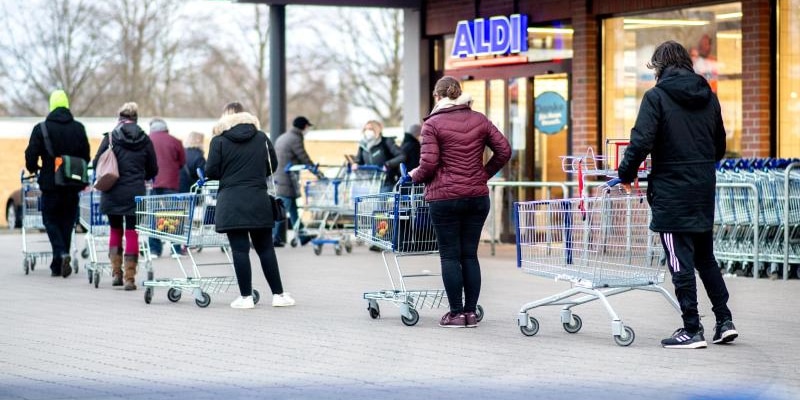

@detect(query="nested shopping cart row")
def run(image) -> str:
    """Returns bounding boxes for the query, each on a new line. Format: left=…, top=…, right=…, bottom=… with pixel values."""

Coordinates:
left=713, top=159, right=800, bottom=279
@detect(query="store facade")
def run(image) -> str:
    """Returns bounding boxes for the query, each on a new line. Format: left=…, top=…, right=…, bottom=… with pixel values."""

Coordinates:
left=422, top=0, right=798, bottom=180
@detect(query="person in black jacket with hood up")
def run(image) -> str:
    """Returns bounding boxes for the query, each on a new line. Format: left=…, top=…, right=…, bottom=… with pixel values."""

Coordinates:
left=25, top=90, right=91, bottom=278
left=618, top=40, right=737, bottom=349
left=93, top=102, right=158, bottom=290
left=205, top=102, right=295, bottom=309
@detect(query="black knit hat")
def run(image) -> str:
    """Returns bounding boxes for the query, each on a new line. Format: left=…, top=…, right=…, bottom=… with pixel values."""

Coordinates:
left=292, top=116, right=313, bottom=129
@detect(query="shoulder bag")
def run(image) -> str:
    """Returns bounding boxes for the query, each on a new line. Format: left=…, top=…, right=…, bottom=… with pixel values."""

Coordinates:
left=93, top=131, right=120, bottom=191
left=266, top=137, right=286, bottom=222
left=39, top=122, right=89, bottom=188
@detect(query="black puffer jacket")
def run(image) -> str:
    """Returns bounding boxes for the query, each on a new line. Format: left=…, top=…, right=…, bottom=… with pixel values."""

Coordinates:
left=618, top=67, right=726, bottom=232
left=355, top=136, right=405, bottom=188
left=205, top=112, right=278, bottom=232
left=93, top=121, right=158, bottom=216
left=25, top=108, right=91, bottom=192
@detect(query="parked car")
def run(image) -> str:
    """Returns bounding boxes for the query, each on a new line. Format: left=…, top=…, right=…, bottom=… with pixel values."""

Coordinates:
left=6, top=188, right=22, bottom=229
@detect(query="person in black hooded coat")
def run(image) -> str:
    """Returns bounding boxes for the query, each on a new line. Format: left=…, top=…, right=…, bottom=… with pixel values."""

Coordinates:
left=205, top=104, right=294, bottom=309
left=618, top=41, right=736, bottom=349
left=93, top=102, right=158, bottom=290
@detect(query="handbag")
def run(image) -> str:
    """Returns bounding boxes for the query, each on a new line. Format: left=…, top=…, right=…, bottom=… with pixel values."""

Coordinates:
left=266, top=138, right=286, bottom=222
left=93, top=132, right=119, bottom=191
left=39, top=122, right=89, bottom=188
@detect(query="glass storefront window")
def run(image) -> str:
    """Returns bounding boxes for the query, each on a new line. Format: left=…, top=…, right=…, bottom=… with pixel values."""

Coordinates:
left=779, top=0, right=800, bottom=157
left=602, top=3, right=742, bottom=160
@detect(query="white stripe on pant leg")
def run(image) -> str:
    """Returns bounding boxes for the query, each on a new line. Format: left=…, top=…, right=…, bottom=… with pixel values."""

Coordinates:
left=664, top=233, right=680, bottom=273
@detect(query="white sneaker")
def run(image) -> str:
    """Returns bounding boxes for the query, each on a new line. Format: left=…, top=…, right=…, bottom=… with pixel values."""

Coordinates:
left=230, top=296, right=255, bottom=309
left=272, top=293, right=295, bottom=307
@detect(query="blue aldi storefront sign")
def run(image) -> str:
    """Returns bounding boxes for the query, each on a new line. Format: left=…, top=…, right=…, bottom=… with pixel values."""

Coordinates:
left=451, top=14, right=529, bottom=58
left=534, top=91, right=568, bottom=135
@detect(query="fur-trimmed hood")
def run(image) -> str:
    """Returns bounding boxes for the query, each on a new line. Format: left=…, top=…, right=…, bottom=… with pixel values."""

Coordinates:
left=212, top=112, right=261, bottom=137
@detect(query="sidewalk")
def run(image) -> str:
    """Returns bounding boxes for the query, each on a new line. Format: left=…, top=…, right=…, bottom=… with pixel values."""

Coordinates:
left=1, top=232, right=798, bottom=400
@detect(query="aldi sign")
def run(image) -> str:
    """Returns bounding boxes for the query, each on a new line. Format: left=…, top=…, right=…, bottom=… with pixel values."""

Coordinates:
left=451, top=14, right=529, bottom=58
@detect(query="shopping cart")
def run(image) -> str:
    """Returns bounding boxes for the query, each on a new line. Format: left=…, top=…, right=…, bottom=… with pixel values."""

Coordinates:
left=514, top=180, right=679, bottom=346
left=355, top=181, right=484, bottom=326
left=79, top=187, right=152, bottom=288
left=135, top=179, right=261, bottom=307
left=19, top=171, right=78, bottom=275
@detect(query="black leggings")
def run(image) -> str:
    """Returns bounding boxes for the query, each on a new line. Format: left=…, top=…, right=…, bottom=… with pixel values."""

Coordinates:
left=226, top=228, right=284, bottom=297
left=108, top=215, right=136, bottom=229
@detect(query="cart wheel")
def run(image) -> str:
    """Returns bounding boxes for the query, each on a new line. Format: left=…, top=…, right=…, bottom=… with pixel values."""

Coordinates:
left=195, top=292, right=211, bottom=308
left=475, top=305, right=485, bottom=322
left=93, top=271, right=100, bottom=288
left=368, top=303, right=380, bottom=319
left=144, top=288, right=153, bottom=304
left=167, top=288, right=182, bottom=303
left=520, top=316, right=539, bottom=336
left=81, top=247, right=89, bottom=259
left=345, top=242, right=353, bottom=253
left=313, top=244, right=322, bottom=256
left=252, top=289, right=260, bottom=305
left=334, top=245, right=342, bottom=256
left=401, top=308, right=420, bottom=326
left=290, top=238, right=298, bottom=248
left=563, top=314, right=582, bottom=334
left=614, top=326, right=636, bottom=347
left=23, top=258, right=30, bottom=275
left=87, top=269, right=93, bottom=284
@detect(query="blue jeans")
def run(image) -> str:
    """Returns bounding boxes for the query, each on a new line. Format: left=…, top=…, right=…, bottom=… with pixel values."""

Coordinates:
left=272, top=196, right=299, bottom=242
left=148, top=188, right=180, bottom=256
left=428, top=196, right=490, bottom=313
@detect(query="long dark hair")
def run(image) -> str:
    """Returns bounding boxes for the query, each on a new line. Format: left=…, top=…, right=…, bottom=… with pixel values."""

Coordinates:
left=647, top=40, right=694, bottom=80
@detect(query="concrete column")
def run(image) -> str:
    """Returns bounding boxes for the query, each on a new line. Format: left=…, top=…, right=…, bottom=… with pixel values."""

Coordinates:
left=402, top=7, right=428, bottom=129
left=269, top=5, right=286, bottom=142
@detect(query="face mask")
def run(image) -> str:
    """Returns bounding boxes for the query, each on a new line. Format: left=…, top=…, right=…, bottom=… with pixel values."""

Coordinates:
left=363, top=129, right=376, bottom=139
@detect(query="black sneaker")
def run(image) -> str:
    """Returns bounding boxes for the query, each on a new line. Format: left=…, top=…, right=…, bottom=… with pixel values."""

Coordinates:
left=661, top=328, right=707, bottom=349
left=713, top=320, right=738, bottom=344
left=61, top=256, right=72, bottom=278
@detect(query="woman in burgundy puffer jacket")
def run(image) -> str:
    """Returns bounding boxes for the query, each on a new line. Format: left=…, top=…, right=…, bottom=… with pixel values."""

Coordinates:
left=409, top=76, right=511, bottom=328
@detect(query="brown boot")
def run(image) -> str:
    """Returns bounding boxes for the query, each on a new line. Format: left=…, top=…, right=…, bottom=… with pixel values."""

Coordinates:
left=110, top=246, right=123, bottom=286
left=123, top=254, right=138, bottom=291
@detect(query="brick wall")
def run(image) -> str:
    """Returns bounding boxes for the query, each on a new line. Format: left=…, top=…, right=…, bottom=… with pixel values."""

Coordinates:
left=740, top=0, right=772, bottom=157
left=570, top=0, right=599, bottom=154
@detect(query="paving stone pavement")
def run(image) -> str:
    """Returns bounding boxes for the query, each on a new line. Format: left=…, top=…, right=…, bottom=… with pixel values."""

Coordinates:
left=1, top=232, right=799, bottom=400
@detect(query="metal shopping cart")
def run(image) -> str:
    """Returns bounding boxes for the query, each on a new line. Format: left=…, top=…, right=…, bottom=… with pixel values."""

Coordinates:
left=514, top=180, right=680, bottom=346
left=20, top=171, right=78, bottom=275
left=355, top=182, right=484, bottom=326
left=79, top=187, right=152, bottom=288
left=135, top=180, right=261, bottom=307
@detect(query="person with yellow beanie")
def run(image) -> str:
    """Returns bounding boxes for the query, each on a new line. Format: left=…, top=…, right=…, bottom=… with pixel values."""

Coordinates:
left=24, top=90, right=91, bottom=277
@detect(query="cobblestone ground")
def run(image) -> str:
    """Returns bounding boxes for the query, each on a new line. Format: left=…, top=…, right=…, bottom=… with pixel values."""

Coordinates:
left=1, top=232, right=798, bottom=399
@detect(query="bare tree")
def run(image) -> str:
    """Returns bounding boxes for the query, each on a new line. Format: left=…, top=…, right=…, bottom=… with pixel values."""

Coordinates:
left=0, top=0, right=109, bottom=115
left=315, top=8, right=404, bottom=126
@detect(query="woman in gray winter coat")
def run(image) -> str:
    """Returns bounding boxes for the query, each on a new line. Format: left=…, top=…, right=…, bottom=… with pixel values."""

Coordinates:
left=93, top=102, right=158, bottom=290
left=205, top=104, right=295, bottom=309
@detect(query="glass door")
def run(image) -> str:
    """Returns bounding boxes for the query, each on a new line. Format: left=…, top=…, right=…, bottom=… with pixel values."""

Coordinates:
left=532, top=73, right=570, bottom=198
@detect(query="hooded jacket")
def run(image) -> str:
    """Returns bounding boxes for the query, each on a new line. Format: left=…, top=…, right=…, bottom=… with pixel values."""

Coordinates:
left=93, top=121, right=159, bottom=216
left=274, top=127, right=314, bottom=198
left=410, top=104, right=511, bottom=201
left=618, top=67, right=727, bottom=232
left=25, top=107, right=91, bottom=192
left=205, top=112, right=278, bottom=232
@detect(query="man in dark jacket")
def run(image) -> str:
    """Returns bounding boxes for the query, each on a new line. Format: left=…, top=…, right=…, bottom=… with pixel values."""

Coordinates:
left=273, top=116, right=318, bottom=247
left=400, top=123, right=421, bottom=171
left=24, top=90, right=91, bottom=278
left=618, top=41, right=736, bottom=349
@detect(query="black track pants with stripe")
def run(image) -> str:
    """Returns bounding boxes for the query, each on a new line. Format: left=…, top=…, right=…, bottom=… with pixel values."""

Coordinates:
left=659, top=231, right=733, bottom=334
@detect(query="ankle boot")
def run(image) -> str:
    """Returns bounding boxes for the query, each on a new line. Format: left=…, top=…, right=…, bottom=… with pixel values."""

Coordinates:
left=109, top=246, right=123, bottom=286
left=123, top=254, right=138, bottom=291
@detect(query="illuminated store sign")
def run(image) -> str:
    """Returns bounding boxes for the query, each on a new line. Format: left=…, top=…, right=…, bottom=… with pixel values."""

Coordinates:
left=451, top=14, right=529, bottom=58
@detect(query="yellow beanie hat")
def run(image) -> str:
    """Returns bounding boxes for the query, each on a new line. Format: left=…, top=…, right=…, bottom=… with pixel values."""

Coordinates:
left=49, top=90, right=70, bottom=112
